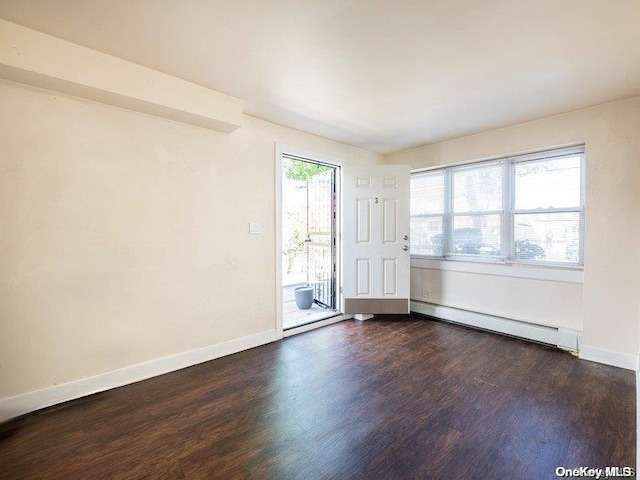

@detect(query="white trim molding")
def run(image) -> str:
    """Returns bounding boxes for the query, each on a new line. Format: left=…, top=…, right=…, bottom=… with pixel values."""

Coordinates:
left=410, top=300, right=580, bottom=351
left=579, top=344, right=637, bottom=371
left=283, top=314, right=351, bottom=338
left=411, top=258, right=583, bottom=284
left=0, top=329, right=277, bottom=423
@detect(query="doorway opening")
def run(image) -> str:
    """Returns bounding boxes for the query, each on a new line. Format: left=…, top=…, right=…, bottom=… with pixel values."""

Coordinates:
left=281, top=155, right=339, bottom=330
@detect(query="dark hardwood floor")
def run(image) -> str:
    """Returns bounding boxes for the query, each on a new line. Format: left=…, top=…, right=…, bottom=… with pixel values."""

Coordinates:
left=0, top=316, right=635, bottom=479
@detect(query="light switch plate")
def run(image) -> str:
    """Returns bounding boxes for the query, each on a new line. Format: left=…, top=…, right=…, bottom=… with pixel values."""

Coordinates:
left=249, top=222, right=261, bottom=234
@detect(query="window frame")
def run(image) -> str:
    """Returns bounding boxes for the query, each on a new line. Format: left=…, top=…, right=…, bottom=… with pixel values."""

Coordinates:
left=410, top=145, right=585, bottom=268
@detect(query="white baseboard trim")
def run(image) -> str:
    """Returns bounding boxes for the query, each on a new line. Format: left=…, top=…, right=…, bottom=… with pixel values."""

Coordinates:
left=410, top=300, right=579, bottom=351
left=0, top=329, right=278, bottom=423
left=283, top=314, right=351, bottom=338
left=579, top=344, right=637, bottom=371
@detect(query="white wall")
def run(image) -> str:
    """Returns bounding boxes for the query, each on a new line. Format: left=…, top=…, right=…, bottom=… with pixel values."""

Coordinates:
left=409, top=265, right=583, bottom=330
left=0, top=79, right=380, bottom=400
left=385, top=96, right=640, bottom=358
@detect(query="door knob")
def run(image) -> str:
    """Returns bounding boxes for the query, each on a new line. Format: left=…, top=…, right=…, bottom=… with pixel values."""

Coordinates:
left=404, top=235, right=409, bottom=241
left=403, top=245, right=409, bottom=251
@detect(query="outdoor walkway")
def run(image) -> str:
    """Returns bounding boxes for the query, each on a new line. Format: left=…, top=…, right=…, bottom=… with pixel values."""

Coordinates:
left=283, top=284, right=338, bottom=330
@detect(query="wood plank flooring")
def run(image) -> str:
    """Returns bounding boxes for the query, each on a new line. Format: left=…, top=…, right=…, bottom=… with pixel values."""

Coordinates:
left=0, top=316, right=635, bottom=479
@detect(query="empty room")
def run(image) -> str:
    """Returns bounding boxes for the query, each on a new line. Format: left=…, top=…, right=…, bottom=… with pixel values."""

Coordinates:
left=0, top=1, right=638, bottom=479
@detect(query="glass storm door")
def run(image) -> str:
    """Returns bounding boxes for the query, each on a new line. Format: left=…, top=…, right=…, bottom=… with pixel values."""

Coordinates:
left=306, top=167, right=336, bottom=309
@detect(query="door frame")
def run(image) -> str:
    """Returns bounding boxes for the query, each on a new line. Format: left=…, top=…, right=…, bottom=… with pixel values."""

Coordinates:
left=275, top=144, right=350, bottom=339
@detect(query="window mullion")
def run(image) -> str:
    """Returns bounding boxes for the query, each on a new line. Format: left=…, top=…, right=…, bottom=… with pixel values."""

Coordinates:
left=444, top=168, right=453, bottom=257
left=579, top=153, right=586, bottom=264
left=514, top=207, right=582, bottom=215
left=454, top=210, right=504, bottom=216
left=503, top=159, right=515, bottom=261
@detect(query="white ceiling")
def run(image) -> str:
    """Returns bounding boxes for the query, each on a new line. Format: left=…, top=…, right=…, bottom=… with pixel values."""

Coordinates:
left=1, top=1, right=639, bottom=154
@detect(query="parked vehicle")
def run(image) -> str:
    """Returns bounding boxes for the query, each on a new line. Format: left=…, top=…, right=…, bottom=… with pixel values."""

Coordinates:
left=514, top=223, right=545, bottom=261
left=514, top=239, right=545, bottom=260
left=432, top=228, right=490, bottom=256
left=431, top=227, right=545, bottom=260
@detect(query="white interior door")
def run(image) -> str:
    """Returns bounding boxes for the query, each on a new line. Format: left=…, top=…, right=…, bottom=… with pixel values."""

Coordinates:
left=343, top=165, right=410, bottom=315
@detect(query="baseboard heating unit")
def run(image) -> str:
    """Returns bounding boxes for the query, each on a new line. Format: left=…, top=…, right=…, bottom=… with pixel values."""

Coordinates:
left=410, top=300, right=580, bottom=352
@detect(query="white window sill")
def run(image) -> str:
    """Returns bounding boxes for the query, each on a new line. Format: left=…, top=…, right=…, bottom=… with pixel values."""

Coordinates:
left=410, top=257, right=583, bottom=284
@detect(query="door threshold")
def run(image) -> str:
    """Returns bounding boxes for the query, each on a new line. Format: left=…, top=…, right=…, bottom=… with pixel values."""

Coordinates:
left=283, top=311, right=341, bottom=331
left=283, top=314, right=348, bottom=337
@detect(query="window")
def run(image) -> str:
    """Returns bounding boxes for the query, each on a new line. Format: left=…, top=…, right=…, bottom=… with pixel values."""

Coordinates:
left=410, top=170, right=444, bottom=256
left=410, top=146, right=584, bottom=266
left=451, top=164, right=503, bottom=258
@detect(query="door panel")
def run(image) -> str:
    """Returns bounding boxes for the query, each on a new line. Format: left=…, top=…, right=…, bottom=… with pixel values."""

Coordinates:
left=382, top=258, right=397, bottom=295
left=306, top=167, right=336, bottom=309
left=356, top=198, right=372, bottom=244
left=356, top=258, right=371, bottom=296
left=382, top=198, right=397, bottom=243
left=343, top=165, right=410, bottom=315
